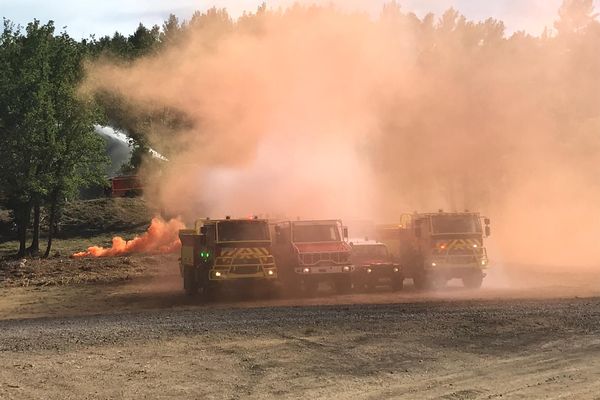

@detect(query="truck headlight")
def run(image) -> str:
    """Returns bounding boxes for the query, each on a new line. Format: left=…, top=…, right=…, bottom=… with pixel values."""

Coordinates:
left=367, top=268, right=372, bottom=274
left=431, top=262, right=437, bottom=267
left=267, top=270, right=274, bottom=276
left=393, top=267, right=399, bottom=273
left=215, top=271, right=222, bottom=277
left=343, top=266, right=350, bottom=272
left=302, top=267, right=310, bottom=273
left=481, top=259, right=488, bottom=266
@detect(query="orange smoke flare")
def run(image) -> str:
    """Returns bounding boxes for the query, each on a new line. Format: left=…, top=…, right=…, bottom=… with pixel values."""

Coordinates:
left=72, top=217, right=185, bottom=258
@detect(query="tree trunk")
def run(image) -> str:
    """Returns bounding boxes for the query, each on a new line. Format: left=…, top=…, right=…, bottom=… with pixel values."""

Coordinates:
left=17, top=222, right=27, bottom=258
left=16, top=203, right=31, bottom=258
left=29, top=200, right=41, bottom=256
left=44, top=195, right=57, bottom=258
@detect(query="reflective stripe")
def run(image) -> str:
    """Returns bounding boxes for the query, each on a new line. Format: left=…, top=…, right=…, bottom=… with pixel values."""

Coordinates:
left=446, top=239, right=482, bottom=250
left=220, top=247, right=270, bottom=258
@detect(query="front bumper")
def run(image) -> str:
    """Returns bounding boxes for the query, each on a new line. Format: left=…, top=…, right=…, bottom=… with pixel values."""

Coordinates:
left=424, top=257, right=488, bottom=278
left=294, top=264, right=354, bottom=276
left=209, top=265, right=278, bottom=281
left=353, top=264, right=402, bottom=284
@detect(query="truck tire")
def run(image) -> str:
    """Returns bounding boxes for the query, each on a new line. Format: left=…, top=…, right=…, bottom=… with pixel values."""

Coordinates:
left=264, top=282, right=281, bottom=299
left=286, top=281, right=304, bottom=298
left=462, top=274, right=483, bottom=289
left=413, top=273, right=428, bottom=290
left=432, top=277, right=447, bottom=289
left=335, top=276, right=352, bottom=294
left=391, top=276, right=404, bottom=291
left=202, top=283, right=219, bottom=301
left=183, top=265, right=198, bottom=296
left=303, top=279, right=318, bottom=297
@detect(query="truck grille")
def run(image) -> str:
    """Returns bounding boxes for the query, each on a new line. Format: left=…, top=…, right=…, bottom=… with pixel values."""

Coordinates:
left=301, top=252, right=348, bottom=265
left=446, top=255, right=478, bottom=264
left=232, top=257, right=261, bottom=265
left=231, top=265, right=260, bottom=274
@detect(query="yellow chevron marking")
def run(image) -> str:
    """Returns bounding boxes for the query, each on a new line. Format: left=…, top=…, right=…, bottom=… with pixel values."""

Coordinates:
left=448, top=240, right=466, bottom=250
left=220, top=248, right=269, bottom=258
left=446, top=239, right=482, bottom=250
left=221, top=248, right=237, bottom=257
left=236, top=248, right=259, bottom=259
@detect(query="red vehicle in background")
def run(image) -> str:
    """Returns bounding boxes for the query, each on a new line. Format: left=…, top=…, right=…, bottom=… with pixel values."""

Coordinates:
left=108, top=175, right=143, bottom=197
left=350, top=240, right=404, bottom=291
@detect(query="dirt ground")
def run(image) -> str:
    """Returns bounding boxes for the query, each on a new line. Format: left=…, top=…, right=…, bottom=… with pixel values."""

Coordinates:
left=1, top=260, right=600, bottom=399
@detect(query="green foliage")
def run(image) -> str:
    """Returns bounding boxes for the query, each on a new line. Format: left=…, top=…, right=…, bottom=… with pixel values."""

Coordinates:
left=555, top=0, right=599, bottom=35
left=0, top=19, right=108, bottom=256
left=87, top=21, right=161, bottom=60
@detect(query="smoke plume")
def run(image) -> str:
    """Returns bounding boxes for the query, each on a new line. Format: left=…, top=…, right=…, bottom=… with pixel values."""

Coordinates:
left=72, top=217, right=184, bottom=257
left=81, top=3, right=600, bottom=268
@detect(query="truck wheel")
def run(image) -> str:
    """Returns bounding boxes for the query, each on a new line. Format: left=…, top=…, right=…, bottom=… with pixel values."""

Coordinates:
left=462, top=274, right=483, bottom=289
left=183, top=265, right=198, bottom=296
left=364, top=282, right=376, bottom=292
left=391, top=276, right=404, bottom=291
left=335, top=276, right=352, bottom=294
left=261, top=281, right=281, bottom=299
left=303, top=279, right=318, bottom=297
left=413, top=274, right=428, bottom=290
left=286, top=281, right=303, bottom=298
left=202, top=284, right=219, bottom=301
left=432, top=277, right=447, bottom=289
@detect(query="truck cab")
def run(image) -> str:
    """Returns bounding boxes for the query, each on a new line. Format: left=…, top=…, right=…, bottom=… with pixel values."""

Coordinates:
left=349, top=240, right=403, bottom=291
left=271, top=219, right=353, bottom=295
left=376, top=211, right=490, bottom=289
left=179, top=218, right=278, bottom=297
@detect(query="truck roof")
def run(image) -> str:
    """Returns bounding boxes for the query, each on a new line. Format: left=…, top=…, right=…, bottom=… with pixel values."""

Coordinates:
left=200, top=218, right=268, bottom=224
left=349, top=239, right=386, bottom=246
left=290, top=219, right=341, bottom=226
left=417, top=211, right=481, bottom=218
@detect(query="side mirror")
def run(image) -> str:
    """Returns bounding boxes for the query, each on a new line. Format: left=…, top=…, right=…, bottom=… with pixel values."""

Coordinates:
left=274, top=225, right=282, bottom=243
left=484, top=218, right=490, bottom=226
left=200, top=226, right=208, bottom=235
left=414, top=226, right=421, bottom=238
left=485, top=226, right=491, bottom=237
left=343, top=227, right=349, bottom=239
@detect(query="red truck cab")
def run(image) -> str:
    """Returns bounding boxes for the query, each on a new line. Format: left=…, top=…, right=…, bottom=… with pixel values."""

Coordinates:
left=271, top=219, right=354, bottom=296
left=350, top=240, right=403, bottom=291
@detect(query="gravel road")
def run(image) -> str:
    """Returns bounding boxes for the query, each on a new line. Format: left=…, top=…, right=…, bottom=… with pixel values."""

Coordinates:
left=2, top=294, right=600, bottom=399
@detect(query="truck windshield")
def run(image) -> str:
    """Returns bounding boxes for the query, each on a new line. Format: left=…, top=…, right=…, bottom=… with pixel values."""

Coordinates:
left=431, top=215, right=482, bottom=234
left=352, top=245, right=388, bottom=259
left=293, top=224, right=340, bottom=242
left=217, top=221, right=270, bottom=242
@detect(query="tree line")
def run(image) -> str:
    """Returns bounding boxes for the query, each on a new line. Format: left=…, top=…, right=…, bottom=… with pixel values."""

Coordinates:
left=1, top=0, right=599, bottom=257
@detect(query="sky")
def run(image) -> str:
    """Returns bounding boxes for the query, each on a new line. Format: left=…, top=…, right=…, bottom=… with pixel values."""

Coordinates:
left=3, top=0, right=597, bottom=39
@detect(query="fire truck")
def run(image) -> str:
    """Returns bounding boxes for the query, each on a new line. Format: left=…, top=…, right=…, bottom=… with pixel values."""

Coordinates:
left=178, top=217, right=278, bottom=297
left=349, top=239, right=403, bottom=291
left=271, top=220, right=353, bottom=296
left=376, top=211, right=490, bottom=289
left=108, top=175, right=142, bottom=197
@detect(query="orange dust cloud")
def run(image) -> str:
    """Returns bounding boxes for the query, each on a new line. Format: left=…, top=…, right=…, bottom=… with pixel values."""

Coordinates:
left=72, top=217, right=185, bottom=258
left=81, top=4, right=600, bottom=268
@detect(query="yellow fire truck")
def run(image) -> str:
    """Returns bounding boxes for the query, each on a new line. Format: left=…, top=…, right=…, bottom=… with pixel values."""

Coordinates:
left=179, top=217, right=278, bottom=297
left=376, top=211, right=490, bottom=289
